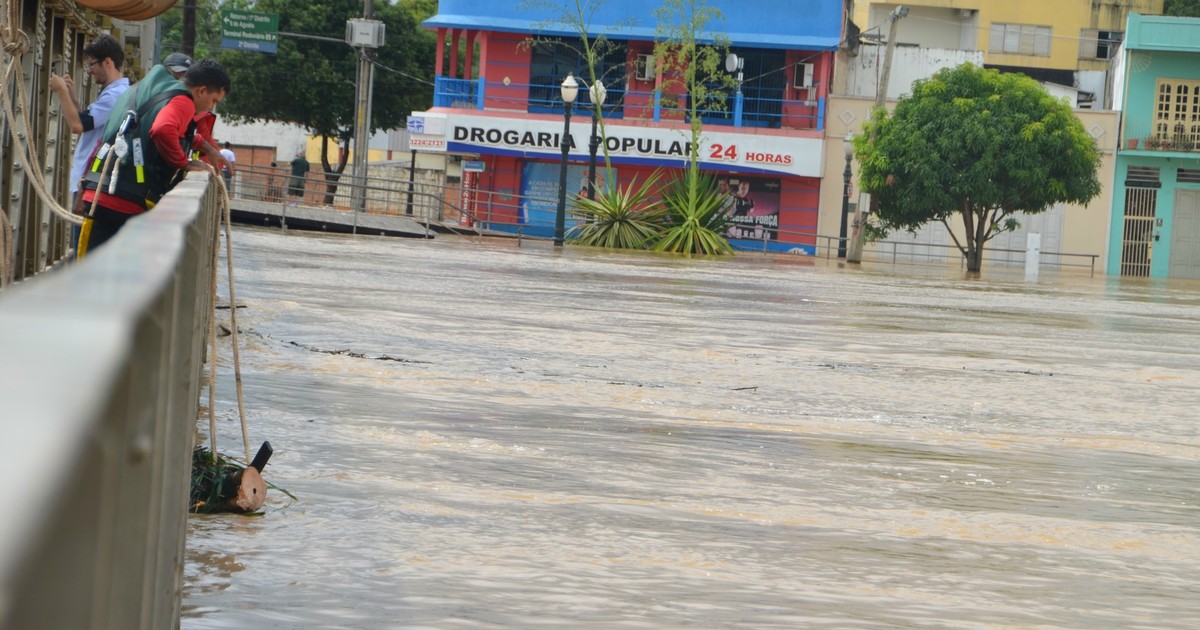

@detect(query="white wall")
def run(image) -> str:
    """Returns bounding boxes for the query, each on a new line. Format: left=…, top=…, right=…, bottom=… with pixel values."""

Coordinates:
left=213, top=119, right=407, bottom=160
left=210, top=119, right=310, bottom=161
left=867, top=5, right=975, bottom=50
left=845, top=46, right=984, bottom=101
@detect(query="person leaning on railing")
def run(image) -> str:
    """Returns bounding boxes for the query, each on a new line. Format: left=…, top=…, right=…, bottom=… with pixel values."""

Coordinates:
left=78, top=60, right=232, bottom=252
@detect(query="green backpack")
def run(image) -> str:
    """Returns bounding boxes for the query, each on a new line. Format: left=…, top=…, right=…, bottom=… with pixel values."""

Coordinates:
left=83, top=64, right=194, bottom=209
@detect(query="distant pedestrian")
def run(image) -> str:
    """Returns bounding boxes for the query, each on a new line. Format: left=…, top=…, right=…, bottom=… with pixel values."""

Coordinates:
left=288, top=151, right=309, bottom=205
left=266, top=162, right=283, bottom=202
left=219, top=141, right=236, bottom=189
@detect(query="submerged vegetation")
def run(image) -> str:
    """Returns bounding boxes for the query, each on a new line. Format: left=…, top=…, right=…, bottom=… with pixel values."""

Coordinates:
left=568, top=171, right=669, bottom=249
left=567, top=169, right=734, bottom=255
left=191, top=444, right=291, bottom=514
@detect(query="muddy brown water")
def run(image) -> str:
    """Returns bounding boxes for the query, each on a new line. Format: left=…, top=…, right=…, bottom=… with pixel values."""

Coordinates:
left=183, top=228, right=1200, bottom=629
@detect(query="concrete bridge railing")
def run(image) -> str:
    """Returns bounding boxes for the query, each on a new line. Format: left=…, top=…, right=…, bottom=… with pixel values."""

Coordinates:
left=0, top=174, right=218, bottom=630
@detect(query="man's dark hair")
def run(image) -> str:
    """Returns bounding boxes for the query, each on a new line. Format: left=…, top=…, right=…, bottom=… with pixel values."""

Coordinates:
left=182, top=59, right=231, bottom=92
left=223, top=141, right=232, bottom=149
left=83, top=34, right=124, bottom=69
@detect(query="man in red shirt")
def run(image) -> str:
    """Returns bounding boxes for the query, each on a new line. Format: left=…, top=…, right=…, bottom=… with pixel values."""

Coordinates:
left=81, top=59, right=231, bottom=251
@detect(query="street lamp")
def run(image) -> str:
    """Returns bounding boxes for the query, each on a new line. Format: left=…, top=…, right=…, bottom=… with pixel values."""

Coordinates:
left=838, top=135, right=853, bottom=258
left=554, top=73, right=579, bottom=247
left=586, top=80, right=607, bottom=200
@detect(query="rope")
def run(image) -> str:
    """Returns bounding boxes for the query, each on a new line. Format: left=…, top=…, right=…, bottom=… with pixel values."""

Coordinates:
left=0, top=207, right=12, bottom=288
left=3, top=0, right=254, bottom=462
left=205, top=172, right=252, bottom=463
left=215, top=174, right=251, bottom=462
left=1, top=21, right=81, bottom=226
left=206, top=192, right=220, bottom=462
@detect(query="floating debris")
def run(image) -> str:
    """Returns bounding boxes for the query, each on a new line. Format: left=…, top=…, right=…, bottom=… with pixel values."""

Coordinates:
left=190, top=441, right=273, bottom=514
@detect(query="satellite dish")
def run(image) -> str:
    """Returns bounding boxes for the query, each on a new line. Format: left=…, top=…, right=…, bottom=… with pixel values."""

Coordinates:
left=725, top=53, right=740, bottom=73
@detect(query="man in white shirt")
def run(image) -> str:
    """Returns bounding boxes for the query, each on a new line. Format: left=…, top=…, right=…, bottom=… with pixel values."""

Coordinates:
left=219, top=141, right=236, bottom=189
left=48, top=34, right=130, bottom=247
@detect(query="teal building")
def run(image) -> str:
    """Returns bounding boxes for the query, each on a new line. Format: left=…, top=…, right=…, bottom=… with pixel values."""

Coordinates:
left=1112, top=13, right=1200, bottom=278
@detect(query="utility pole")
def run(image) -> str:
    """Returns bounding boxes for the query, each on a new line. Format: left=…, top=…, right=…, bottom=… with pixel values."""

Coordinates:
left=348, top=0, right=384, bottom=213
left=182, top=0, right=196, bottom=57
left=849, top=5, right=907, bottom=264
left=874, top=6, right=907, bottom=110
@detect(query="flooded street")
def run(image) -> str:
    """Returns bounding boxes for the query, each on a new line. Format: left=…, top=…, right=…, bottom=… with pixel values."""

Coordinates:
left=183, top=228, right=1200, bottom=629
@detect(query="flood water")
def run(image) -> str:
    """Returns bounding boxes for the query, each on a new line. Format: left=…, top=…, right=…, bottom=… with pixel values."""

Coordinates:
left=183, top=228, right=1200, bottom=629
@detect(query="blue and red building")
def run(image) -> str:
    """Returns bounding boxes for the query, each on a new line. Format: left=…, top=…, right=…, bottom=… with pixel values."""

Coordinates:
left=411, top=0, right=849, bottom=253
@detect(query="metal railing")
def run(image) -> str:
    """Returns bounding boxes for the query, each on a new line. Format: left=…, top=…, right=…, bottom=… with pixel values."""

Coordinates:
left=434, top=76, right=822, bottom=130
left=225, top=162, right=451, bottom=223
left=447, top=184, right=1099, bottom=273
left=0, top=174, right=218, bottom=630
left=223, top=167, right=1099, bottom=274
left=1123, top=121, right=1200, bottom=153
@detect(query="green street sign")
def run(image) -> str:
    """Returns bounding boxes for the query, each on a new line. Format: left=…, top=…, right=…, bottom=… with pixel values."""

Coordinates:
left=221, top=10, right=280, bottom=54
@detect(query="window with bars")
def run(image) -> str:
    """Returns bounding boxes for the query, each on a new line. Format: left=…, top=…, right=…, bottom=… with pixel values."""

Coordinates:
left=527, top=39, right=627, bottom=115
left=1153, top=79, right=1200, bottom=150
left=989, top=23, right=1052, bottom=57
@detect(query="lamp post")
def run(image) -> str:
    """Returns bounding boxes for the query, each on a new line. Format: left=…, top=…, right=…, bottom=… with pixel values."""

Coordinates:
left=838, top=135, right=853, bottom=259
left=586, top=80, right=607, bottom=200
left=554, top=73, right=579, bottom=247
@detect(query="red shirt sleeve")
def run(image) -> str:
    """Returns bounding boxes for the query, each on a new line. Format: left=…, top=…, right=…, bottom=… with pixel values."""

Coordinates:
left=149, top=95, right=197, bottom=170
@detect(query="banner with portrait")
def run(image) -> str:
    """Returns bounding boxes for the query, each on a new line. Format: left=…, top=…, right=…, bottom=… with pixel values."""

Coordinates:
left=717, top=176, right=781, bottom=241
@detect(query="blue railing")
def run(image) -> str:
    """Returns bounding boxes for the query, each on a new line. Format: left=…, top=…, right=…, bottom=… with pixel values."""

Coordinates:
left=433, top=76, right=823, bottom=131
left=434, top=76, right=485, bottom=109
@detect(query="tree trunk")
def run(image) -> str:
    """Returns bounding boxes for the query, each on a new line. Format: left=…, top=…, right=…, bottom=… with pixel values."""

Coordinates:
left=965, top=246, right=984, bottom=273
left=319, top=136, right=352, bottom=206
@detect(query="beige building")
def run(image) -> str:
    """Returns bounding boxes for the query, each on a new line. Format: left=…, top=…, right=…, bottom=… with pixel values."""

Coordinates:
left=818, top=1, right=1147, bottom=273
left=852, top=0, right=1163, bottom=73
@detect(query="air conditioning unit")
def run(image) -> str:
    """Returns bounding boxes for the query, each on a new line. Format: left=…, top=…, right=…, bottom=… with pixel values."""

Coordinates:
left=346, top=19, right=386, bottom=48
left=635, top=53, right=656, bottom=81
left=959, top=8, right=975, bottom=20
left=793, top=62, right=814, bottom=89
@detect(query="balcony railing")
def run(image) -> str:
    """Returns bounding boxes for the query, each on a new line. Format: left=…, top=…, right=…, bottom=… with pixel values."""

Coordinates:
left=1122, top=121, right=1200, bottom=153
left=434, top=76, right=823, bottom=131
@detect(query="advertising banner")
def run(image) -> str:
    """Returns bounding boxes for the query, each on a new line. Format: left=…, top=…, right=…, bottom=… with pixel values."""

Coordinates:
left=519, top=162, right=591, bottom=230
left=717, top=176, right=782, bottom=241
left=431, top=112, right=822, bottom=178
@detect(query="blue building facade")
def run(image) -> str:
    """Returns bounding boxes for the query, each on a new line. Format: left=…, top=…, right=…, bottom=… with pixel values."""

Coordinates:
left=1111, top=12, right=1200, bottom=278
left=410, top=0, right=849, bottom=253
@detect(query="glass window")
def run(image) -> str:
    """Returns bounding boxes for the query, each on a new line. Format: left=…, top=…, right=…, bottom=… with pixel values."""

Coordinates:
left=989, top=23, right=1052, bottom=57
left=527, top=38, right=627, bottom=115
left=1079, top=29, right=1123, bottom=60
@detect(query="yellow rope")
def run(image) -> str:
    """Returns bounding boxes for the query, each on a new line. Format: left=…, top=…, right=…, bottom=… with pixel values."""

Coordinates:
left=76, top=144, right=119, bottom=260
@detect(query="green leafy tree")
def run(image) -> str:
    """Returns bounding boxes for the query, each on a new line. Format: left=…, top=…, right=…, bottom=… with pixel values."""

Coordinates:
left=853, top=64, right=1101, bottom=273
left=652, top=0, right=735, bottom=180
left=212, top=0, right=436, bottom=202
left=1164, top=0, right=1200, bottom=17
